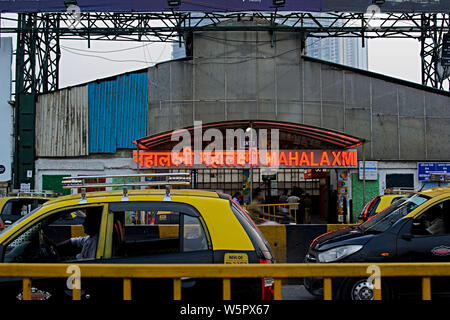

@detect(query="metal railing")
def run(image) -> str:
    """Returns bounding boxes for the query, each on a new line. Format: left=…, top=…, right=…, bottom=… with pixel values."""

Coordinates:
left=242, top=203, right=299, bottom=223
left=2, top=263, right=449, bottom=301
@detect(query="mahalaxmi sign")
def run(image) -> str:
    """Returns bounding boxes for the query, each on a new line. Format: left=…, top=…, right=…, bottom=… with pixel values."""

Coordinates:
left=133, top=149, right=358, bottom=169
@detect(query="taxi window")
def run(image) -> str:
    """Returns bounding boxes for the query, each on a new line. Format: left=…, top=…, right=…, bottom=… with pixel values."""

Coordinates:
left=360, top=194, right=430, bottom=233
left=1, top=199, right=47, bottom=216
left=183, top=215, right=208, bottom=252
left=3, top=206, right=103, bottom=263
left=109, top=202, right=210, bottom=258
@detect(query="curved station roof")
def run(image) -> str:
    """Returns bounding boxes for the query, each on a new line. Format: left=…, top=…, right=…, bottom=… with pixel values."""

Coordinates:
left=134, top=120, right=366, bottom=151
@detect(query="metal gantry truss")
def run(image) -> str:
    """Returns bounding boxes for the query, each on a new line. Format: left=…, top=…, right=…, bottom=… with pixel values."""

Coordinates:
left=3, top=10, right=449, bottom=188
left=3, top=11, right=450, bottom=96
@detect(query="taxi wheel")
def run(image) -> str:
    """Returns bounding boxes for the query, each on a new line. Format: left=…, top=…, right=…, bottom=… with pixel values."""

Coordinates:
left=339, top=278, right=393, bottom=301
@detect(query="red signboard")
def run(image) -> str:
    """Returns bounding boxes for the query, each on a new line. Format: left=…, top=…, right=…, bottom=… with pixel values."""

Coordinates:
left=304, top=169, right=328, bottom=179
left=133, top=149, right=357, bottom=169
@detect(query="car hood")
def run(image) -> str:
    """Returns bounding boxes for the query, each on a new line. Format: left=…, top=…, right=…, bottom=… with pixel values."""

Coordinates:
left=311, top=226, right=375, bottom=252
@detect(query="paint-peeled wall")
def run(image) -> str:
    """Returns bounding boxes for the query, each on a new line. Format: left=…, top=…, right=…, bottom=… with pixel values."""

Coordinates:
left=35, top=85, right=89, bottom=157
left=0, top=38, right=13, bottom=183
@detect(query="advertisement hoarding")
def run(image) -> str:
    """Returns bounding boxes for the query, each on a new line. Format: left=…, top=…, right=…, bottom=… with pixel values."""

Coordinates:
left=0, top=38, right=12, bottom=183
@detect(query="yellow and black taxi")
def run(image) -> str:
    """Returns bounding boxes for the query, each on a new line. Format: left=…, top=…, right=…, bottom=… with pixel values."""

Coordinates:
left=305, top=186, right=450, bottom=300
left=357, top=194, right=405, bottom=224
left=0, top=174, right=275, bottom=301
left=0, top=193, right=49, bottom=227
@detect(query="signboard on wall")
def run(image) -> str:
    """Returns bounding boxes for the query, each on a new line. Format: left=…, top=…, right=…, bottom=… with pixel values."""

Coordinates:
left=0, top=38, right=12, bottom=183
left=304, top=169, right=327, bottom=179
left=418, top=162, right=450, bottom=181
left=358, top=161, right=378, bottom=180
left=133, top=149, right=358, bottom=170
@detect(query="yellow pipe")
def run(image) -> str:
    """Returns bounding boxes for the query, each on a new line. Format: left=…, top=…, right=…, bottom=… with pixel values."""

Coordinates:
left=22, top=278, right=31, bottom=301
left=274, top=279, right=282, bottom=300
left=73, top=288, right=81, bottom=300
left=422, top=277, right=431, bottom=300
left=373, top=287, right=382, bottom=300
left=173, top=278, right=181, bottom=300
left=324, top=278, right=332, bottom=300
left=223, top=278, right=231, bottom=300
left=123, top=278, right=132, bottom=301
left=2, top=263, right=450, bottom=279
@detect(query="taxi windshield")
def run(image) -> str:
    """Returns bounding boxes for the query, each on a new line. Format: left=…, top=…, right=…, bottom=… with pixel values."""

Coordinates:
left=0, top=206, right=41, bottom=236
left=359, top=193, right=430, bottom=233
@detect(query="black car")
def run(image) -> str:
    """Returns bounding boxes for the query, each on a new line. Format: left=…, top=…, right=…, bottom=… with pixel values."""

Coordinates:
left=304, top=188, right=450, bottom=300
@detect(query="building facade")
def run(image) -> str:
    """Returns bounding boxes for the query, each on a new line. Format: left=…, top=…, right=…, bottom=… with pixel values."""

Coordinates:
left=32, top=20, right=450, bottom=223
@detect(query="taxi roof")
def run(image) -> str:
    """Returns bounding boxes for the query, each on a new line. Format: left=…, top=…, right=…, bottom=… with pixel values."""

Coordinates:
left=416, top=186, right=450, bottom=198
left=42, top=188, right=222, bottom=207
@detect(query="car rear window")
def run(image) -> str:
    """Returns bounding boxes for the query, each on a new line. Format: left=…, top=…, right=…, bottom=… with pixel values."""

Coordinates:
left=360, top=194, right=430, bottom=233
left=359, top=196, right=380, bottom=219
left=230, top=202, right=273, bottom=261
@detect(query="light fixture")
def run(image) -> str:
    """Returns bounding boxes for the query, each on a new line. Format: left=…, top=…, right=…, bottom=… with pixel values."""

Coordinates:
left=64, top=0, right=78, bottom=8
left=167, top=0, right=181, bottom=7
left=272, top=0, right=285, bottom=7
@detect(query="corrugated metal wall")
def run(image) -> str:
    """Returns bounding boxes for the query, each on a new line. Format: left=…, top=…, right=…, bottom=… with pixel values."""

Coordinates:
left=89, top=72, right=148, bottom=153
left=148, top=29, right=450, bottom=161
left=35, top=85, right=89, bottom=157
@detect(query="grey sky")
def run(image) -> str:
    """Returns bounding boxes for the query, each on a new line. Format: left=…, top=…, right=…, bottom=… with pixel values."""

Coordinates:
left=58, top=38, right=422, bottom=88
left=1, top=13, right=423, bottom=89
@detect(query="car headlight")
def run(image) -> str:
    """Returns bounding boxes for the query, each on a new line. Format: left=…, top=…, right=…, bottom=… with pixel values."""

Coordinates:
left=317, top=245, right=363, bottom=263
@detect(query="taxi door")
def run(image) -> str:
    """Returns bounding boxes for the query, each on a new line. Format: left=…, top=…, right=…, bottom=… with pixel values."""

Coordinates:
left=102, top=201, right=215, bottom=300
left=0, top=204, right=109, bottom=301
left=397, top=199, right=450, bottom=295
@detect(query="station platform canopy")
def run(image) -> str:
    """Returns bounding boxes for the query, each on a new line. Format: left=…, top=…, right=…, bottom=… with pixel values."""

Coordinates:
left=135, top=120, right=366, bottom=151
left=2, top=0, right=449, bottom=13
left=133, top=120, right=366, bottom=170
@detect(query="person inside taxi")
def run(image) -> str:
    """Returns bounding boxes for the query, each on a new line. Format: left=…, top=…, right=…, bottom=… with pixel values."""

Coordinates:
left=425, top=205, right=446, bottom=235
left=55, top=208, right=102, bottom=260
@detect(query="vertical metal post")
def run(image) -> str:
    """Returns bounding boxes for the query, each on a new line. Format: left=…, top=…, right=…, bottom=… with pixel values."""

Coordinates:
left=362, top=143, right=366, bottom=208
left=123, top=278, right=132, bottom=300
left=250, top=122, right=253, bottom=203
left=136, top=144, right=140, bottom=173
left=222, top=278, right=231, bottom=300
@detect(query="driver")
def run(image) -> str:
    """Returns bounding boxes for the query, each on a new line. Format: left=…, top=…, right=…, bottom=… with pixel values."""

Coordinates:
left=56, top=210, right=101, bottom=260
left=425, top=206, right=446, bottom=235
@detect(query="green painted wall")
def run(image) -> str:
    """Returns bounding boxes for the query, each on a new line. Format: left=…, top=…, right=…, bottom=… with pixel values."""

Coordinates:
left=351, top=173, right=379, bottom=222
left=42, top=174, right=71, bottom=196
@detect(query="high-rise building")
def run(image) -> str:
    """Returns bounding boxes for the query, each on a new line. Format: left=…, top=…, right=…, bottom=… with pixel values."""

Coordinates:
left=172, top=14, right=369, bottom=70
left=306, top=36, right=368, bottom=70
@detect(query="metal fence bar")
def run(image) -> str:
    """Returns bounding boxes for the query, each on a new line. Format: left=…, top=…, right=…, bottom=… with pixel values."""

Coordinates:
left=6, top=263, right=450, bottom=301
left=123, top=278, right=132, bottom=300
left=4, top=263, right=450, bottom=278
left=242, top=203, right=300, bottom=222
left=223, top=278, right=231, bottom=300
left=22, top=277, right=31, bottom=301
left=422, top=277, right=431, bottom=300
left=323, top=278, right=332, bottom=300
left=173, top=278, right=181, bottom=300
left=373, top=286, right=382, bottom=300
left=73, top=287, right=81, bottom=300
left=274, top=279, right=282, bottom=300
